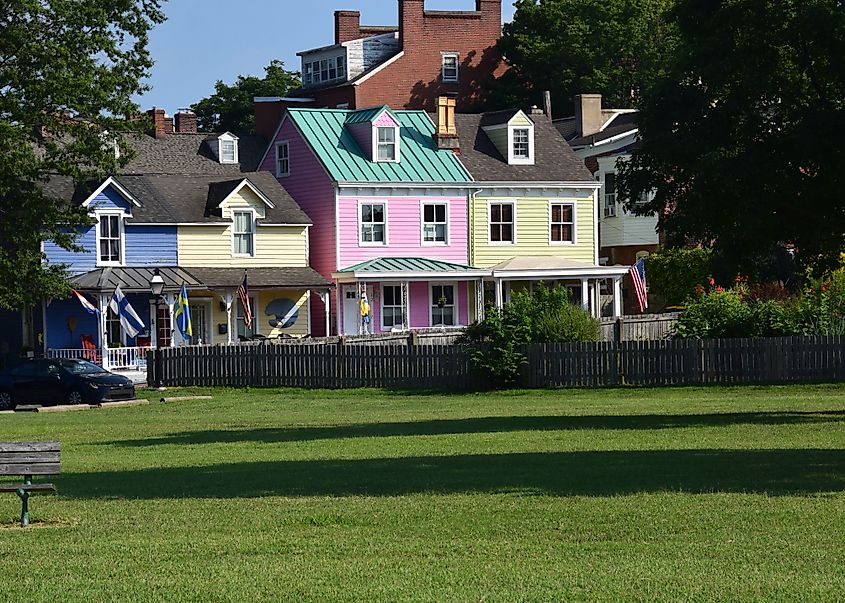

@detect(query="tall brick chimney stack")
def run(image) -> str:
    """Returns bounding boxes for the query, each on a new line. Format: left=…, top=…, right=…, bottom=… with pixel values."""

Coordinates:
left=146, top=107, right=167, bottom=138
left=476, top=0, right=502, bottom=27
left=175, top=109, right=198, bottom=133
left=335, top=10, right=362, bottom=44
left=399, top=0, right=425, bottom=49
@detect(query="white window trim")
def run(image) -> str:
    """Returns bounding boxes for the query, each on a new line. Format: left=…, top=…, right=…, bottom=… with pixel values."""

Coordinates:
left=429, top=282, right=460, bottom=328
left=187, top=300, right=213, bottom=345
left=420, top=200, right=450, bottom=246
left=231, top=209, right=257, bottom=258
left=380, top=283, right=406, bottom=331
left=373, top=125, right=401, bottom=163
left=358, top=200, right=389, bottom=247
left=548, top=200, right=578, bottom=245
left=94, top=211, right=126, bottom=267
left=441, top=52, right=459, bottom=83
left=508, top=125, right=535, bottom=165
left=219, top=133, right=239, bottom=164
left=275, top=140, right=290, bottom=178
left=487, top=200, right=517, bottom=246
left=105, top=305, right=128, bottom=346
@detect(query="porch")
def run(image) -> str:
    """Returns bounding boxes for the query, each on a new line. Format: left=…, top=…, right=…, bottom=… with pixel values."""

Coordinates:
left=332, top=258, right=491, bottom=336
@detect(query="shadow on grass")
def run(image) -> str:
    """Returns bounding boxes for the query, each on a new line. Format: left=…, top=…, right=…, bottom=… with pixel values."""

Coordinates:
left=110, top=410, right=845, bottom=447
left=58, top=449, right=845, bottom=499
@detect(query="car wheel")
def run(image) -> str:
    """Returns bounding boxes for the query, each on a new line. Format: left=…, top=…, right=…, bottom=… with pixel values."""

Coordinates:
left=0, top=390, right=14, bottom=411
left=66, top=388, right=85, bottom=405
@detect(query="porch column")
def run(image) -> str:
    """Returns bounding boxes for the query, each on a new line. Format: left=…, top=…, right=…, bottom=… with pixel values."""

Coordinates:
left=321, top=290, right=331, bottom=337
left=98, top=294, right=109, bottom=369
left=224, top=292, right=234, bottom=344
left=475, top=279, right=484, bottom=322
left=580, top=278, right=589, bottom=311
left=401, top=281, right=410, bottom=330
left=495, top=279, right=504, bottom=309
left=165, top=294, right=177, bottom=347
left=41, top=300, right=49, bottom=357
left=612, top=277, right=623, bottom=318
left=590, top=280, right=599, bottom=318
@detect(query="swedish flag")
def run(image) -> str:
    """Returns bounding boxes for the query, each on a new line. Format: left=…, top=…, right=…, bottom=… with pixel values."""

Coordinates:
left=175, top=284, right=192, bottom=341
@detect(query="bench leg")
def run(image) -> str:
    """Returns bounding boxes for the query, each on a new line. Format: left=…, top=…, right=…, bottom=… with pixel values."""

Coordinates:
left=17, top=475, right=32, bottom=527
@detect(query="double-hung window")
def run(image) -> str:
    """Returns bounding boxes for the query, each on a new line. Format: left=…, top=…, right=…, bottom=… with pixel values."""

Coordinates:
left=337, top=55, right=346, bottom=78
left=233, top=211, right=255, bottom=256
left=381, top=285, right=405, bottom=330
left=221, top=139, right=236, bottom=163
left=320, top=59, right=329, bottom=82
left=550, top=203, right=575, bottom=243
left=512, top=128, right=530, bottom=160
left=276, top=141, right=290, bottom=177
left=98, top=214, right=122, bottom=264
left=422, top=203, right=448, bottom=244
left=604, top=172, right=617, bottom=217
left=360, top=203, right=386, bottom=244
left=236, top=296, right=257, bottom=339
left=431, top=284, right=456, bottom=327
left=442, top=53, right=459, bottom=82
left=106, top=307, right=123, bottom=345
left=376, top=127, right=397, bottom=161
left=489, top=203, right=515, bottom=243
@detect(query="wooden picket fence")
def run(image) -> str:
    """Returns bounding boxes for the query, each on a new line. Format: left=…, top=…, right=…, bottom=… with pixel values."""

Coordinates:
left=600, top=313, right=679, bottom=341
left=149, top=335, right=845, bottom=390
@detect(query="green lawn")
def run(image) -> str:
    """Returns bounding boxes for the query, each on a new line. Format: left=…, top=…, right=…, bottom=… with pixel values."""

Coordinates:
left=1, top=385, right=844, bottom=602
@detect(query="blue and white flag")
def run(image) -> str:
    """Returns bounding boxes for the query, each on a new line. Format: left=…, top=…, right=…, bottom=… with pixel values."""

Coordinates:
left=73, top=290, right=99, bottom=315
left=109, top=286, right=145, bottom=338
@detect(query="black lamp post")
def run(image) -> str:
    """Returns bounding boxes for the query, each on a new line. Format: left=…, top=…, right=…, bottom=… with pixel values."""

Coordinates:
left=149, top=268, right=165, bottom=389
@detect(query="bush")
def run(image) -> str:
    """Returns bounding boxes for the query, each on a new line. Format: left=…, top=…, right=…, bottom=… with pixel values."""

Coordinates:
left=673, top=290, right=752, bottom=339
left=645, top=247, right=712, bottom=306
left=461, top=284, right=600, bottom=388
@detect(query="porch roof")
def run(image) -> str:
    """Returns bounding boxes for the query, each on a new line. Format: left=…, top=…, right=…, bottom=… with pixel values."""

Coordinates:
left=71, top=266, right=204, bottom=293
left=334, top=257, right=491, bottom=282
left=491, top=257, right=630, bottom=280
left=187, top=267, right=333, bottom=290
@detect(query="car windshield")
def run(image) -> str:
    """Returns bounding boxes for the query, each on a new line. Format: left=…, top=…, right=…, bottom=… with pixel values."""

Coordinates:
left=56, top=359, right=108, bottom=375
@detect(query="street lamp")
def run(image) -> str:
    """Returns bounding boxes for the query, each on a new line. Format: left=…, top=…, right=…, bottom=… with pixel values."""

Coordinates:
left=149, top=269, right=165, bottom=389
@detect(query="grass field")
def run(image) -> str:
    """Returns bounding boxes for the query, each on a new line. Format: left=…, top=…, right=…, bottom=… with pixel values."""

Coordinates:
left=1, top=385, right=844, bottom=602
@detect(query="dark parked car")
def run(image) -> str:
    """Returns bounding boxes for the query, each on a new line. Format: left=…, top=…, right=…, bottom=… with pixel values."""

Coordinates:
left=0, top=358, right=136, bottom=410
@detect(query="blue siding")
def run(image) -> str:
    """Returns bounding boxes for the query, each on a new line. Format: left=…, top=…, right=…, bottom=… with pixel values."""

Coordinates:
left=46, top=295, right=152, bottom=349
left=88, top=185, right=133, bottom=212
left=44, top=226, right=97, bottom=275
left=125, top=226, right=178, bottom=266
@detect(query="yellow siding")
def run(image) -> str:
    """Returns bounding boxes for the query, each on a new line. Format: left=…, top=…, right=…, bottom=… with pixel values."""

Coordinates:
left=509, top=112, right=532, bottom=126
left=471, top=196, right=596, bottom=267
left=178, top=225, right=308, bottom=267
left=189, top=289, right=311, bottom=345
left=221, top=187, right=266, bottom=220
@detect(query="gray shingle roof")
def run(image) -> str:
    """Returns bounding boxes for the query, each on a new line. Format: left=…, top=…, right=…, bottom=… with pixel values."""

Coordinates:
left=188, top=267, right=333, bottom=289
left=120, top=132, right=267, bottom=174
left=554, top=111, right=639, bottom=147
left=452, top=113, right=594, bottom=182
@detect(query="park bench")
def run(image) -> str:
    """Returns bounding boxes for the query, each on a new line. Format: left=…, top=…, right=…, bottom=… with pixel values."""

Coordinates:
left=0, top=442, right=60, bottom=527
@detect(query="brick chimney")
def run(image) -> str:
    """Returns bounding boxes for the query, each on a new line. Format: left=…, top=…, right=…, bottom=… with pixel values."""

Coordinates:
left=335, top=10, right=361, bottom=44
left=146, top=107, right=167, bottom=138
left=175, top=109, right=198, bottom=133
left=435, top=96, right=459, bottom=151
left=476, top=0, right=502, bottom=27
left=575, top=94, right=604, bottom=137
left=164, top=116, right=174, bottom=134
left=399, top=0, right=425, bottom=49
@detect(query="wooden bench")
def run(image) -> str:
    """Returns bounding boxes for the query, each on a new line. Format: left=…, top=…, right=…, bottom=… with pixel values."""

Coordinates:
left=0, top=442, right=60, bottom=527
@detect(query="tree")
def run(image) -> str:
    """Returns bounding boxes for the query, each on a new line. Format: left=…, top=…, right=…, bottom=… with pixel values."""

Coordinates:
left=191, top=60, right=300, bottom=135
left=618, top=0, right=845, bottom=275
left=493, top=0, right=677, bottom=114
left=0, top=0, right=165, bottom=311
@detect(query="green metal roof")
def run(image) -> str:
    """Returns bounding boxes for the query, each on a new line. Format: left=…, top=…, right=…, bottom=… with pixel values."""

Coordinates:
left=338, top=257, right=483, bottom=273
left=344, top=105, right=396, bottom=125
left=287, top=108, right=473, bottom=183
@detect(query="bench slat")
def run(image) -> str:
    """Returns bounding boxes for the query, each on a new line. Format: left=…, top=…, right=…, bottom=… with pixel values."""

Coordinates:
left=0, top=463, right=61, bottom=475
left=0, top=442, right=61, bottom=453
left=0, top=453, right=61, bottom=463
left=0, top=483, right=56, bottom=493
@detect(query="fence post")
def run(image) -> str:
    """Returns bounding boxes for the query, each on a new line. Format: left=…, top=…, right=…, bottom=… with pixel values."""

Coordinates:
left=613, top=317, right=624, bottom=344
left=336, top=337, right=346, bottom=389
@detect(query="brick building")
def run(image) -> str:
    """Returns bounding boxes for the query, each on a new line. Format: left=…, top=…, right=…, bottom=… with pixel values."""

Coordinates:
left=255, top=0, right=507, bottom=140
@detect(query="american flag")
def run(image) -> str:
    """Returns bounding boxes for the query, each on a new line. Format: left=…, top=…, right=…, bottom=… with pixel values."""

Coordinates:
left=237, top=272, right=253, bottom=328
left=629, top=259, right=649, bottom=313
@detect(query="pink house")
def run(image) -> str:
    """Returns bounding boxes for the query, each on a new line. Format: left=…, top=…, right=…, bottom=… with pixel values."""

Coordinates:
left=258, top=104, right=487, bottom=336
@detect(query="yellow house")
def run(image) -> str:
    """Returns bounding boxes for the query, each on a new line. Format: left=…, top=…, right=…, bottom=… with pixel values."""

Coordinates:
left=453, top=108, right=629, bottom=317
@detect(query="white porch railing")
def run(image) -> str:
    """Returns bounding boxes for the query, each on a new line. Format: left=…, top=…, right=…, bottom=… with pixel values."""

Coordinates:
left=47, top=347, right=148, bottom=371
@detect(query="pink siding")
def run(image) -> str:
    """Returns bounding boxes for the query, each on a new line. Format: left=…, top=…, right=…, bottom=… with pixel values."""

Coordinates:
left=458, top=281, right=469, bottom=326
left=259, top=117, right=337, bottom=336
left=348, top=122, right=372, bottom=160
left=338, top=196, right=468, bottom=268
left=373, top=112, right=399, bottom=127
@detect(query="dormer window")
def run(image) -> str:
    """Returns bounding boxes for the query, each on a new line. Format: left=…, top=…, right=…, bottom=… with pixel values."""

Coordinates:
left=96, top=213, right=124, bottom=266
left=508, top=125, right=534, bottom=165
left=217, top=133, right=239, bottom=164
left=376, top=127, right=398, bottom=162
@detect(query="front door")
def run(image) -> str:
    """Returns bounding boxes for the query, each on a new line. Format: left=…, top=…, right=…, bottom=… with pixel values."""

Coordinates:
left=342, top=285, right=360, bottom=335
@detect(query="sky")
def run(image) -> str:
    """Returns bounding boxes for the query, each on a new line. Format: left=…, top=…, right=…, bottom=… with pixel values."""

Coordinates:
left=136, top=0, right=517, bottom=112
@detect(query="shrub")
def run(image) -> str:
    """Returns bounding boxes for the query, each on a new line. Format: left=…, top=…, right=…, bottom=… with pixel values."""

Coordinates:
left=644, top=247, right=712, bottom=306
left=461, top=284, right=600, bottom=388
left=673, top=290, right=752, bottom=339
